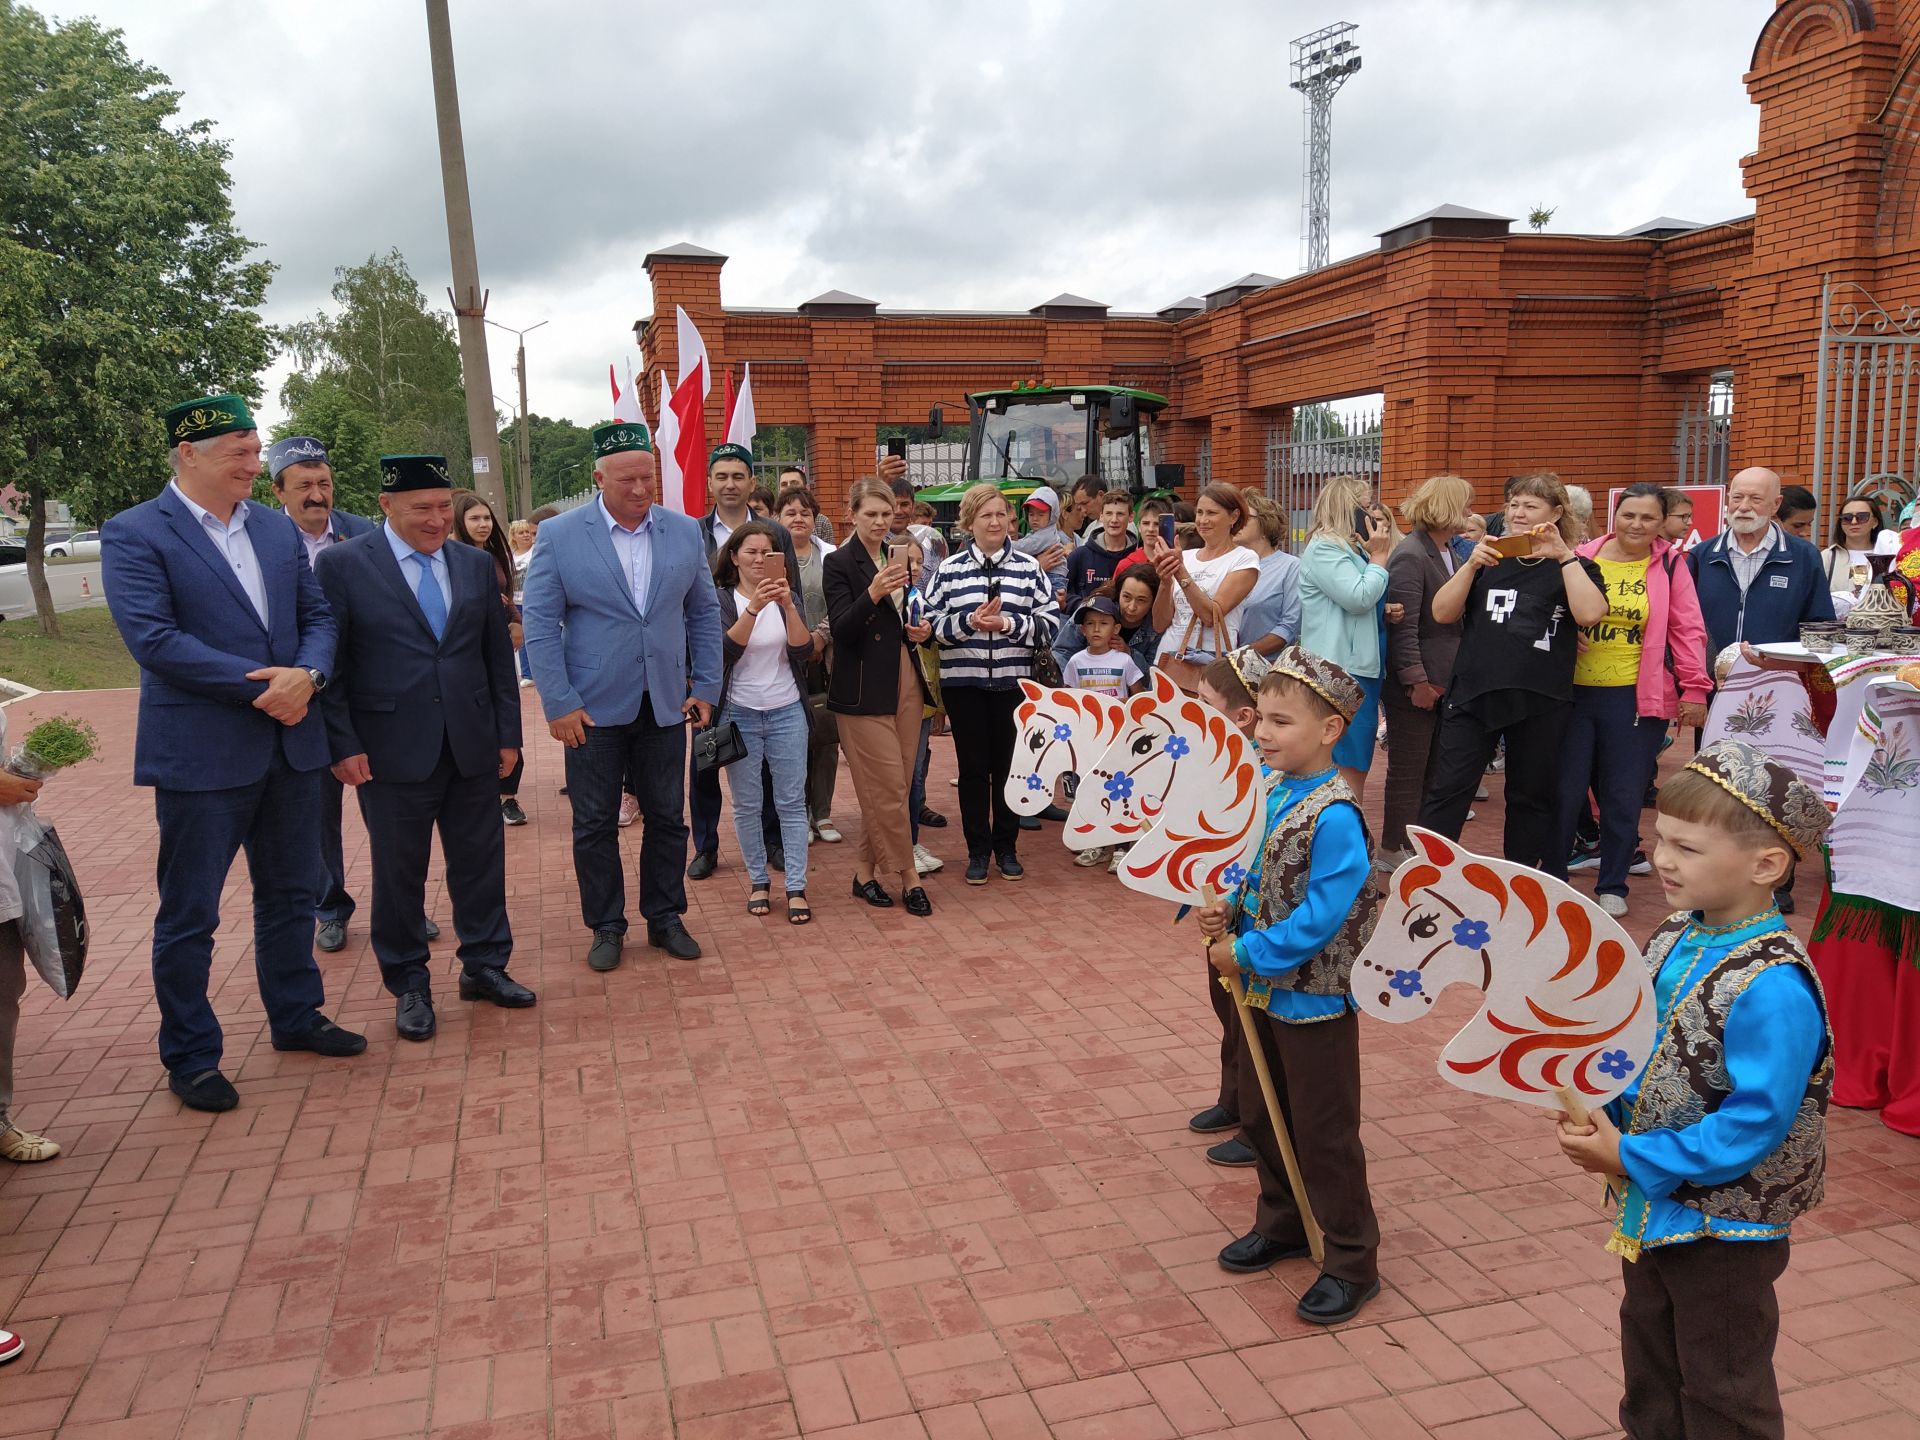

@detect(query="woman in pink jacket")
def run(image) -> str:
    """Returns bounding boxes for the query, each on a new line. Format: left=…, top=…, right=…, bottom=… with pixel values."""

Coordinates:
left=1552, top=482, right=1711, bottom=916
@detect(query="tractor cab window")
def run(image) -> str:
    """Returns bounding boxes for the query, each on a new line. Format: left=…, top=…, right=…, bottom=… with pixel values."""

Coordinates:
left=980, top=400, right=1084, bottom=486
left=1099, top=410, right=1150, bottom=490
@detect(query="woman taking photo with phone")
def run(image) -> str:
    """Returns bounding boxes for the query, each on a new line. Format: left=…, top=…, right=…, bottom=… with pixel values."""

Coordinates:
left=1298, top=475, right=1396, bottom=795
left=1149, top=483, right=1257, bottom=692
left=926, top=483, right=1061, bottom=885
left=452, top=491, right=529, bottom=825
left=1415, top=470, right=1608, bottom=870
left=711, top=522, right=817, bottom=924
left=824, top=478, right=935, bottom=916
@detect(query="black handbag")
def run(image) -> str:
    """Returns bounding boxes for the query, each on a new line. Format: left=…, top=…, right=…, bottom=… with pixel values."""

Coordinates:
left=693, top=605, right=749, bottom=774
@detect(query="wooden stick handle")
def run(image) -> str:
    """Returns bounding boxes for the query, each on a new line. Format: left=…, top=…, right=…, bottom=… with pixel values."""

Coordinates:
left=1555, top=1086, right=1628, bottom=1204
left=1202, top=886, right=1324, bottom=1266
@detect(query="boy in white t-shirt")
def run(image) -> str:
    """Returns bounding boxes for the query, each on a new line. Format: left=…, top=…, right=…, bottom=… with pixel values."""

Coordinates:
left=1061, top=596, right=1145, bottom=698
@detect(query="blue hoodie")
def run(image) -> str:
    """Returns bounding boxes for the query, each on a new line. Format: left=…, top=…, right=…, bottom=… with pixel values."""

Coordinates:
left=1686, top=523, right=1834, bottom=661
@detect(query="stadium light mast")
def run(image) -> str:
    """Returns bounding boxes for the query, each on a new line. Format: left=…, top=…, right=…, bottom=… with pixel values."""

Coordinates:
left=1290, top=22, right=1362, bottom=272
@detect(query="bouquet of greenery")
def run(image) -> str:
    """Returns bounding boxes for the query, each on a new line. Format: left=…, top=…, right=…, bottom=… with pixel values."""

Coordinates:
left=7, top=716, right=100, bottom=781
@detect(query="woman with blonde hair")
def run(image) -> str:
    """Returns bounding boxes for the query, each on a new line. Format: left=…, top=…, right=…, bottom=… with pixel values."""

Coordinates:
left=1378, top=473, right=1474, bottom=867
left=1297, top=474, right=1395, bottom=793
left=926, top=483, right=1060, bottom=884
left=822, top=476, right=936, bottom=916
left=1415, top=470, right=1607, bottom=870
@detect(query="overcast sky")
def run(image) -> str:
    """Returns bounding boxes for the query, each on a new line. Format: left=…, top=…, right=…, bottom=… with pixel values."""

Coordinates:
left=48, top=0, right=1768, bottom=435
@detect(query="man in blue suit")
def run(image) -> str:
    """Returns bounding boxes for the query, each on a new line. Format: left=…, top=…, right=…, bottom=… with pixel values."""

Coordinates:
left=265, top=435, right=407, bottom=954
left=521, top=421, right=722, bottom=970
left=315, top=455, right=533, bottom=1040
left=102, top=394, right=366, bottom=1114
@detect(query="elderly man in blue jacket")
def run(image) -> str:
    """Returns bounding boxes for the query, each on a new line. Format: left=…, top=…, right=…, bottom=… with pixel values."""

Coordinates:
left=520, top=422, right=723, bottom=971
left=102, top=395, right=366, bottom=1114
left=1688, top=465, right=1836, bottom=662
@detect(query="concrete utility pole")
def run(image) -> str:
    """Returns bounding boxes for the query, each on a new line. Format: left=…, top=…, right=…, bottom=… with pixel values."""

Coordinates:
left=489, top=318, right=547, bottom=519
left=424, top=0, right=506, bottom=514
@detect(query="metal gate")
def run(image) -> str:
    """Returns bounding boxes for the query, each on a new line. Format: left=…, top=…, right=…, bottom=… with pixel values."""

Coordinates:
left=1810, top=276, right=1920, bottom=524
left=1673, top=372, right=1733, bottom=488
left=1263, top=402, right=1383, bottom=553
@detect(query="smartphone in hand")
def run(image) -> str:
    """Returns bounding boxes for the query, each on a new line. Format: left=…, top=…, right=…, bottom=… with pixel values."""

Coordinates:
left=888, top=539, right=913, bottom=569
left=1158, top=515, right=1176, bottom=548
left=1491, top=533, right=1534, bottom=559
left=885, top=437, right=908, bottom=461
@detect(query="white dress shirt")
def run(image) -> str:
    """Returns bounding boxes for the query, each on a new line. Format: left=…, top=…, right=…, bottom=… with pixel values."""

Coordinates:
left=295, top=520, right=336, bottom=570
left=170, top=480, right=267, bottom=627
left=383, top=522, right=452, bottom=611
left=599, top=495, right=654, bottom=616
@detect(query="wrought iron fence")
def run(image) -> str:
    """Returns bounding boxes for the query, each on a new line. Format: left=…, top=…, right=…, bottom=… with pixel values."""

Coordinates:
left=1810, top=277, right=1920, bottom=524
left=1263, top=403, right=1383, bottom=552
left=1674, top=372, right=1733, bottom=489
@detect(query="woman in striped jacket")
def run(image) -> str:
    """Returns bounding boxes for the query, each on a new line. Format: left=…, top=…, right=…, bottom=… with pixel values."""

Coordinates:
left=926, top=483, right=1062, bottom=885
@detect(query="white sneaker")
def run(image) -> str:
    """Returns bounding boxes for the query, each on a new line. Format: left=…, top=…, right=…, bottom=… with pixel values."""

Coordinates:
left=1108, top=847, right=1128, bottom=874
left=617, top=794, right=640, bottom=828
left=1475, top=784, right=1490, bottom=801
left=1598, top=893, right=1629, bottom=918
left=518, top=676, right=535, bottom=689
left=1373, top=846, right=1412, bottom=873
left=1074, top=846, right=1110, bottom=868
left=814, top=820, right=843, bottom=843
left=913, top=844, right=943, bottom=875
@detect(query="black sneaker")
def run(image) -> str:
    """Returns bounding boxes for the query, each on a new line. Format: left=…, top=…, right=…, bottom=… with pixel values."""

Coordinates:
left=500, top=798, right=528, bottom=826
left=1206, top=1137, right=1257, bottom=1167
left=917, top=807, right=948, bottom=829
left=965, top=856, right=990, bottom=886
left=996, top=853, right=1024, bottom=881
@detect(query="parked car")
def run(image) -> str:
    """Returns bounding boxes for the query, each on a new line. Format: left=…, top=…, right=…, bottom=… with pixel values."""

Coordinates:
left=0, top=539, right=25, bottom=568
left=43, top=531, right=99, bottom=559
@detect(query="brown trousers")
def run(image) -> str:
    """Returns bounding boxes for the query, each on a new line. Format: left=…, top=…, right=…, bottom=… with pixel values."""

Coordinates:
left=1239, top=1005, right=1379, bottom=1285
left=836, top=647, right=921, bottom=890
left=1619, top=1238, right=1789, bottom=1440
left=1208, top=958, right=1244, bottom=1119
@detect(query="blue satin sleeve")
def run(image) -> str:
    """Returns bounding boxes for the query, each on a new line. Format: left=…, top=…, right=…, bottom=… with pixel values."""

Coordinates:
left=1233, top=803, right=1369, bottom=978
left=1617, top=964, right=1824, bottom=1200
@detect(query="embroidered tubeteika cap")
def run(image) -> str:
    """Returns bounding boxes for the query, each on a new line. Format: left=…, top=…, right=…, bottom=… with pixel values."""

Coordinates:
left=1268, top=645, right=1363, bottom=723
left=1682, top=739, right=1832, bottom=861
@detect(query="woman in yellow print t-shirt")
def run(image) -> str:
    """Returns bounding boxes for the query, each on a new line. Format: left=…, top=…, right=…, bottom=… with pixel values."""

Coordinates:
left=1553, top=483, right=1713, bottom=917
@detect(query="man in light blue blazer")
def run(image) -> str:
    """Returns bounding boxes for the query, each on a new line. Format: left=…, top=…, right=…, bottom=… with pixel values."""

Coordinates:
left=520, top=421, right=722, bottom=971
left=101, top=394, right=366, bottom=1115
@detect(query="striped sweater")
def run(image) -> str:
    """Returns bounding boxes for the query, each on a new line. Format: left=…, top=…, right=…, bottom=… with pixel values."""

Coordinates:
left=925, top=541, right=1061, bottom=688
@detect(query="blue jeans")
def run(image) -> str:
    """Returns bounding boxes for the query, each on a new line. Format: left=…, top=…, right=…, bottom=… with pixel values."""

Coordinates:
left=722, top=699, right=812, bottom=893
left=909, top=716, right=932, bottom=845
left=1556, top=684, right=1667, bottom=897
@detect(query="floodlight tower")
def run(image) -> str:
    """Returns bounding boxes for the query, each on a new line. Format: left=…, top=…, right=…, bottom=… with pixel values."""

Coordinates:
left=1290, top=22, right=1362, bottom=272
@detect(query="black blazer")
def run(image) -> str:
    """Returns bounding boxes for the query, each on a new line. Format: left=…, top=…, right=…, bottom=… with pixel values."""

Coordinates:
left=314, top=530, right=521, bottom=785
left=715, top=584, right=814, bottom=730
left=822, top=540, right=932, bottom=716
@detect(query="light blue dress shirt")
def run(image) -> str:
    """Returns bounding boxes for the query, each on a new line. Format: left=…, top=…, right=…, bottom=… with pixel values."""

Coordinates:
left=1240, top=548, right=1303, bottom=648
left=1607, top=910, right=1826, bottom=1250
left=1228, top=766, right=1371, bottom=1023
left=170, top=481, right=267, bottom=627
left=384, top=522, right=452, bottom=611
left=600, top=495, right=654, bottom=617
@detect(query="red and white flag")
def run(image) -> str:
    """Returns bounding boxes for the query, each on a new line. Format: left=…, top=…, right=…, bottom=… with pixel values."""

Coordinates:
left=656, top=372, right=685, bottom=513
left=668, top=305, right=712, bottom=516
left=608, top=360, right=644, bottom=424
left=723, top=362, right=757, bottom=451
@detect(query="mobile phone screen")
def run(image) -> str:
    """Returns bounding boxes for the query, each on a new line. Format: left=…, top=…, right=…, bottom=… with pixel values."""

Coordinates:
left=885, top=437, right=908, bottom=460
left=1158, top=515, right=1176, bottom=547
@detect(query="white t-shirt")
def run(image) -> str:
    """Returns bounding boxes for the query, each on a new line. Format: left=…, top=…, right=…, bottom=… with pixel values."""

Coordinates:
left=727, top=591, right=802, bottom=712
left=1155, top=545, right=1261, bottom=660
left=1062, top=647, right=1144, bottom=698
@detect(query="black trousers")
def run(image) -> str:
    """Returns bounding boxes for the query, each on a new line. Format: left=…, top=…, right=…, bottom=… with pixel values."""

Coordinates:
left=357, top=739, right=512, bottom=997
left=1240, top=1007, right=1379, bottom=1286
left=944, top=685, right=1021, bottom=860
left=690, top=748, right=778, bottom=857
left=316, top=769, right=355, bottom=923
left=1619, top=1239, right=1789, bottom=1440
left=499, top=751, right=524, bottom=798
left=566, top=700, right=689, bottom=933
left=1379, top=683, right=1442, bottom=854
left=1417, top=698, right=1571, bottom=870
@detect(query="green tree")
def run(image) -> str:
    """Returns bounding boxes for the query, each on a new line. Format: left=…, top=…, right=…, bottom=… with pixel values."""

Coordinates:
left=276, top=249, right=473, bottom=512
left=0, top=3, right=273, bottom=633
left=499, top=413, right=592, bottom=508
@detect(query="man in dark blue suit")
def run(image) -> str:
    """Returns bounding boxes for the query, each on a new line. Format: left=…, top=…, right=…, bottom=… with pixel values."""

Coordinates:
left=265, top=435, right=406, bottom=954
left=102, top=394, right=366, bottom=1114
left=315, top=455, right=533, bottom=1040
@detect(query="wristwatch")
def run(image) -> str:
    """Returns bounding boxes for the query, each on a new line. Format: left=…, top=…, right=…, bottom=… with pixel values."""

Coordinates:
left=305, top=668, right=327, bottom=692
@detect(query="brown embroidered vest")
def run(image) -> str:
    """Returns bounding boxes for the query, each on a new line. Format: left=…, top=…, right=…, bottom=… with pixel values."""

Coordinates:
left=1627, top=915, right=1831, bottom=1228
left=1238, top=775, right=1378, bottom=1004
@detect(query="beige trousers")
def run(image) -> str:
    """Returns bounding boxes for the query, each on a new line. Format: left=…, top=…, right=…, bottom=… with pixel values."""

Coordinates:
left=836, top=648, right=922, bottom=890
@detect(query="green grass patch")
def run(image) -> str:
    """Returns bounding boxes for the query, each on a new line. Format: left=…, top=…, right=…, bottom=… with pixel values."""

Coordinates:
left=0, top=607, right=138, bottom=691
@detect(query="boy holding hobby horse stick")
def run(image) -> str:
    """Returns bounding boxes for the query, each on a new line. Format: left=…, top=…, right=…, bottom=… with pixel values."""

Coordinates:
left=1198, top=646, right=1382, bottom=1325
left=1556, top=739, right=1832, bottom=1440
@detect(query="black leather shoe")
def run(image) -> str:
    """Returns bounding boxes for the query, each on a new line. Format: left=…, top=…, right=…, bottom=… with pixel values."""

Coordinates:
left=1296, top=1274, right=1381, bottom=1325
left=395, top=991, right=436, bottom=1042
left=587, top=929, right=624, bottom=972
left=460, top=967, right=536, bottom=1007
left=424, top=918, right=441, bottom=941
left=169, top=1068, right=238, bottom=1112
left=1207, top=1137, right=1257, bottom=1168
left=687, top=851, right=718, bottom=881
left=917, top=806, right=947, bottom=828
left=272, top=1017, right=368, bottom=1057
left=1189, top=1105, right=1239, bottom=1134
left=647, top=921, right=702, bottom=960
left=1218, top=1231, right=1313, bottom=1274
left=851, top=877, right=894, bottom=908
left=315, top=920, right=346, bottom=953
left=768, top=843, right=786, bottom=872
left=903, top=887, right=932, bottom=917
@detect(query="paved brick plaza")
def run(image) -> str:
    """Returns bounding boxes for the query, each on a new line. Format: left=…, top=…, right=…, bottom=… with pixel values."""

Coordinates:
left=3, top=687, right=1917, bottom=1439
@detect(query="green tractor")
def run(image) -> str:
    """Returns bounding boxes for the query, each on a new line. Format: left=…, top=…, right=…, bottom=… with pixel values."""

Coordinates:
left=915, top=383, right=1172, bottom=530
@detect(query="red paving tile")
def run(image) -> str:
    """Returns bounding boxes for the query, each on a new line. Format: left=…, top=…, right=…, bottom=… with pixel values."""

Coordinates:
left=3, top=687, right=1916, bottom=1437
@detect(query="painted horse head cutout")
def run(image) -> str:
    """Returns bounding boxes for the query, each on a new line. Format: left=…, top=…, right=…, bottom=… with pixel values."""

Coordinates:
left=1064, top=668, right=1192, bottom=848
left=1004, top=680, right=1130, bottom=816
left=1352, top=827, right=1657, bottom=1110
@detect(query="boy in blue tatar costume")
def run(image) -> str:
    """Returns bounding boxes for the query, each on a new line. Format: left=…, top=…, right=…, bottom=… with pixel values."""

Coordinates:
left=1556, top=738, right=1832, bottom=1440
left=1197, top=645, right=1381, bottom=1326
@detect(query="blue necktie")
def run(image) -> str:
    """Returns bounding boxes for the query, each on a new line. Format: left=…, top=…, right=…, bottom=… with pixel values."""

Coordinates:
left=412, top=551, right=447, bottom=640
